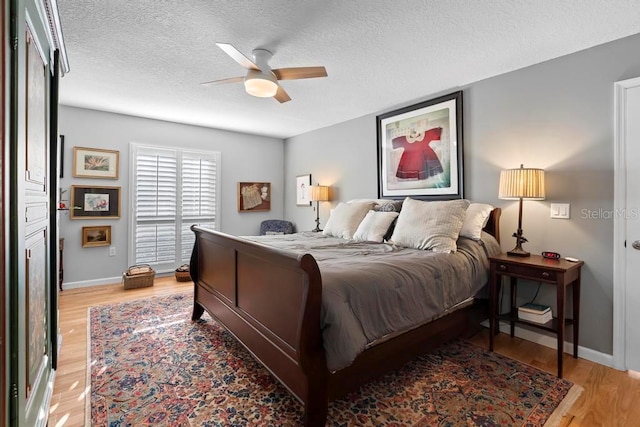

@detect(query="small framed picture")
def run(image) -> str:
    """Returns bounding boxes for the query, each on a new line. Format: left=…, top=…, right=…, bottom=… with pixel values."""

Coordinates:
left=70, top=185, right=121, bottom=219
left=296, top=174, right=312, bottom=206
left=238, top=182, right=271, bottom=212
left=82, top=225, right=111, bottom=247
left=73, top=146, right=119, bottom=179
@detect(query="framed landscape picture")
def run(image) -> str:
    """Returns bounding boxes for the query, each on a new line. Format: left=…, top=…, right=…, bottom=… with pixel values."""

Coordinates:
left=377, top=91, right=463, bottom=200
left=296, top=174, right=312, bottom=206
left=73, top=146, right=119, bottom=179
left=238, top=182, right=271, bottom=212
left=70, top=185, right=121, bottom=219
left=82, top=225, right=111, bottom=247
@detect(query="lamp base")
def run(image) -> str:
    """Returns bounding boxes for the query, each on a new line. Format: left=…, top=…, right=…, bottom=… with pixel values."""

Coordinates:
left=508, top=228, right=530, bottom=257
left=507, top=247, right=530, bottom=257
left=313, top=202, right=322, bottom=232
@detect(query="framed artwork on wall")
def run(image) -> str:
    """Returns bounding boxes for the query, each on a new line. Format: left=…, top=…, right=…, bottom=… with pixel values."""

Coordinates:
left=70, top=185, right=121, bottom=219
left=73, top=146, right=119, bottom=179
left=296, top=174, right=312, bottom=206
left=82, top=225, right=111, bottom=247
left=377, top=91, right=464, bottom=200
left=238, top=182, right=271, bottom=212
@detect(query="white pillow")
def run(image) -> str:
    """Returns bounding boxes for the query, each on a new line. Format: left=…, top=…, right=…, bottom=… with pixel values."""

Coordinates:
left=460, top=203, right=494, bottom=240
left=323, top=201, right=375, bottom=239
left=389, top=198, right=470, bottom=253
left=352, top=210, right=399, bottom=243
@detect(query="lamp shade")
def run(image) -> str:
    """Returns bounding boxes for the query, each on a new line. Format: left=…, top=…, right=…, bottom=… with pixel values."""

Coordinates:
left=499, top=165, right=545, bottom=200
left=309, top=185, right=330, bottom=202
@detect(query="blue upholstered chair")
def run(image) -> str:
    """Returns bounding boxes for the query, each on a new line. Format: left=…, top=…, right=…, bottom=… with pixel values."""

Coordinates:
left=259, top=220, right=294, bottom=235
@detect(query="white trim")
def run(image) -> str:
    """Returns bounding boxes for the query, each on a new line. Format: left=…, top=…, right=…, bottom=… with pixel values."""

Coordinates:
left=42, top=0, right=70, bottom=74
left=25, top=11, right=49, bottom=67
left=613, top=77, right=640, bottom=370
left=62, top=271, right=174, bottom=290
left=62, top=276, right=124, bottom=290
left=481, top=320, right=615, bottom=368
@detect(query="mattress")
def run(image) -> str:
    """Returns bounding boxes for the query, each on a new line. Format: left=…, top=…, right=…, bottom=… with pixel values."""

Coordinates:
left=245, top=231, right=501, bottom=371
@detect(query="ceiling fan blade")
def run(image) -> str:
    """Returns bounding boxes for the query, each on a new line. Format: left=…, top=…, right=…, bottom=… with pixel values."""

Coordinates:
left=272, top=66, right=327, bottom=80
left=216, top=43, right=259, bottom=70
left=200, top=76, right=245, bottom=87
left=274, top=85, right=291, bottom=103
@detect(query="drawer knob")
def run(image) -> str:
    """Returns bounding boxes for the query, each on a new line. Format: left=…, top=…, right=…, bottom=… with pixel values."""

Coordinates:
left=542, top=272, right=550, bottom=278
left=499, top=264, right=507, bottom=271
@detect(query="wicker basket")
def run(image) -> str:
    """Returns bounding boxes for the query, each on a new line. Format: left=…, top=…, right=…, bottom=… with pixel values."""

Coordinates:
left=123, top=264, right=155, bottom=289
left=174, top=264, right=191, bottom=282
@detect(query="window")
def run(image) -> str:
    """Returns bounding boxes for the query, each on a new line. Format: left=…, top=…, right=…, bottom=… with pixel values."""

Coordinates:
left=130, top=144, right=220, bottom=272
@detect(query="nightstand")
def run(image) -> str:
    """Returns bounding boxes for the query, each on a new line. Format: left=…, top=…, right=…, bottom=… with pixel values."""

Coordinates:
left=488, top=253, right=584, bottom=378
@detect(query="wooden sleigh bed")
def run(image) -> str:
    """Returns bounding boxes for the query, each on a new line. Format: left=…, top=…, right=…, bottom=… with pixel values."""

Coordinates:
left=190, top=207, right=501, bottom=426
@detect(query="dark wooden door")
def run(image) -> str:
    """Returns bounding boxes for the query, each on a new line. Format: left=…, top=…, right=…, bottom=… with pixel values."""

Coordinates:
left=0, top=0, right=6, bottom=424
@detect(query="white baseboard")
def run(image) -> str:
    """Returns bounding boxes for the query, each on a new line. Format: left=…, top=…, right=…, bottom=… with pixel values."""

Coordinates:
left=480, top=320, right=614, bottom=369
left=61, top=271, right=173, bottom=290
left=62, top=276, right=123, bottom=290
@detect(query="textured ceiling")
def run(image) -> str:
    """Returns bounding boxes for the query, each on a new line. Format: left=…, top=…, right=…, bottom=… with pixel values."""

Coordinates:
left=58, top=0, right=640, bottom=139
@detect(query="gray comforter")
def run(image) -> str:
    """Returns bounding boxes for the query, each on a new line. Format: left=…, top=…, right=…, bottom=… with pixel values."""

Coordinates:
left=245, top=232, right=501, bottom=371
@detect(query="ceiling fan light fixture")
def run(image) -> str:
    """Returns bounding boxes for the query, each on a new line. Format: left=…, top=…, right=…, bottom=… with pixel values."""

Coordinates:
left=244, top=73, right=278, bottom=98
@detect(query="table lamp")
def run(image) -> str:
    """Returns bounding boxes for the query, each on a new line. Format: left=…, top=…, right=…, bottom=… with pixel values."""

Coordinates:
left=499, top=164, right=545, bottom=257
left=310, top=185, right=330, bottom=232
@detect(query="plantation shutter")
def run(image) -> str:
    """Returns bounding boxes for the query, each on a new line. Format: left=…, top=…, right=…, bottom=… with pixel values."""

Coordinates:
left=180, top=152, right=219, bottom=263
left=133, top=147, right=178, bottom=266
left=131, top=144, right=220, bottom=272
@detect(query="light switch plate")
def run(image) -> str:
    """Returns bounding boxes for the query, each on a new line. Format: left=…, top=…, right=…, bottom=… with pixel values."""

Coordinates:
left=550, top=203, right=570, bottom=219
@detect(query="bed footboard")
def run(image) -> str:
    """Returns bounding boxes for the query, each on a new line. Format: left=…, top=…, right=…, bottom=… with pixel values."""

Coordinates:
left=189, top=208, right=501, bottom=425
left=190, top=226, right=329, bottom=426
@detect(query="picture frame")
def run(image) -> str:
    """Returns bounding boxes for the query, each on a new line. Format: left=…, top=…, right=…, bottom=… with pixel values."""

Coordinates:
left=238, top=182, right=271, bottom=212
left=73, top=146, right=119, bottom=179
left=296, top=174, right=312, bottom=206
left=82, top=225, right=111, bottom=247
left=377, top=91, right=463, bottom=200
left=70, top=185, right=121, bottom=219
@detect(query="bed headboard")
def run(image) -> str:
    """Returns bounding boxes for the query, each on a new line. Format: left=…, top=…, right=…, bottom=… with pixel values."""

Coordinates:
left=482, top=208, right=501, bottom=244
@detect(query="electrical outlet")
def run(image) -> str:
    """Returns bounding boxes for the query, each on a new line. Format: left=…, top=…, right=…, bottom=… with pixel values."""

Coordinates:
left=109, top=246, right=116, bottom=256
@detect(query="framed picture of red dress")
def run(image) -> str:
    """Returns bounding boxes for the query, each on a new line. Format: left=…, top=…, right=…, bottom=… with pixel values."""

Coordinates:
left=376, top=91, right=463, bottom=200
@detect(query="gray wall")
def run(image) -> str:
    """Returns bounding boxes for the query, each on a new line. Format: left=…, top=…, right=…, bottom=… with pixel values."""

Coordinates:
left=283, top=33, right=640, bottom=355
left=59, top=106, right=284, bottom=285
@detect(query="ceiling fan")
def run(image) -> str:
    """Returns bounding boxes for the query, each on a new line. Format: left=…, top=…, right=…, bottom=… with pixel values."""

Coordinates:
left=201, top=43, right=328, bottom=103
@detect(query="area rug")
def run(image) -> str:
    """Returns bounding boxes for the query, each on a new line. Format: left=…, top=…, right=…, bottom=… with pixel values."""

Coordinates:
left=88, top=293, right=582, bottom=426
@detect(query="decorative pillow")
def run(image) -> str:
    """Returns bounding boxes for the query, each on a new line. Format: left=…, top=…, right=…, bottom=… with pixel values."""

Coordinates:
left=460, top=203, right=494, bottom=240
left=348, top=199, right=403, bottom=211
left=352, top=210, right=400, bottom=242
left=265, top=231, right=285, bottom=235
left=389, top=198, right=470, bottom=253
left=373, top=200, right=403, bottom=213
left=323, top=201, right=375, bottom=239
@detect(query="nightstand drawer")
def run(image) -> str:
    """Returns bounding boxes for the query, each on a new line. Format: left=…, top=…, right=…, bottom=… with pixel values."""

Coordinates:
left=495, top=262, right=557, bottom=281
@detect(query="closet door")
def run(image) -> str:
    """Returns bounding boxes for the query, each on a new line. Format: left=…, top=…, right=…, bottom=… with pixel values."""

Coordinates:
left=7, top=0, right=64, bottom=424
left=18, top=19, right=52, bottom=427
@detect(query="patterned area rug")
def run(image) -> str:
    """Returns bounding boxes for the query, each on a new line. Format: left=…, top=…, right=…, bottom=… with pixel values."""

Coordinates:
left=89, top=293, right=582, bottom=426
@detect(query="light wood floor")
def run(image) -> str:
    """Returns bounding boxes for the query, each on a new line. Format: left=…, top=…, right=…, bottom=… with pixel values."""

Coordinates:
left=49, top=278, right=640, bottom=427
